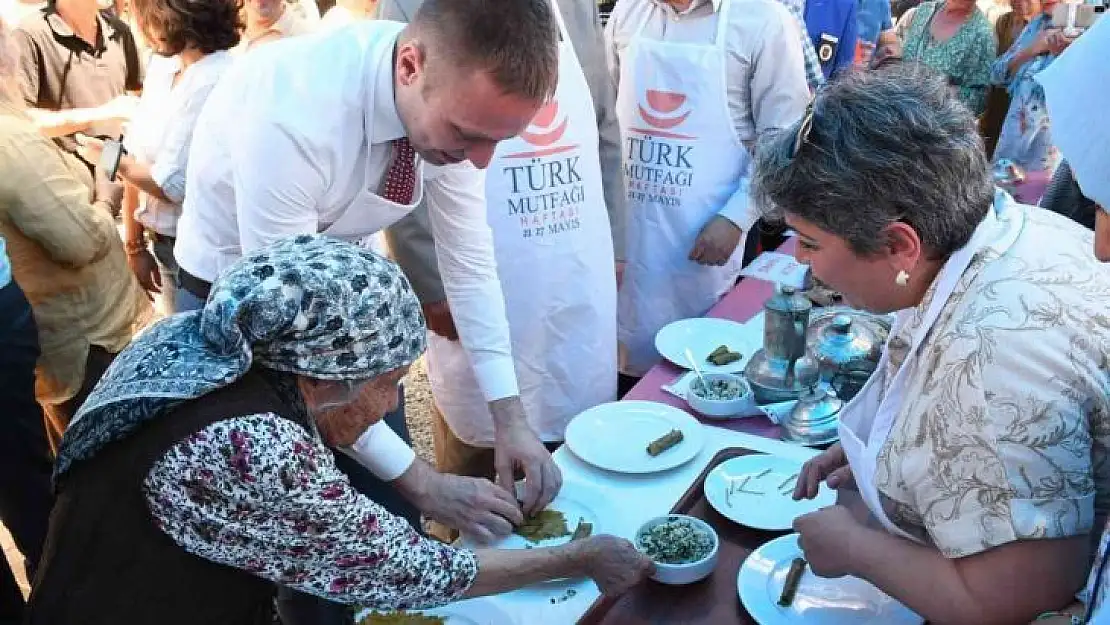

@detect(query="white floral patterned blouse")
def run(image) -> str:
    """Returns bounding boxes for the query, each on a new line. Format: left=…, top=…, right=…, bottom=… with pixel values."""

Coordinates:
left=872, top=197, right=1110, bottom=559
left=143, top=414, right=478, bottom=610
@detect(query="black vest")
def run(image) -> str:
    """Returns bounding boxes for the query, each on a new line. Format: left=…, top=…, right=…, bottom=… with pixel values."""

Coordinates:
left=27, top=371, right=301, bottom=625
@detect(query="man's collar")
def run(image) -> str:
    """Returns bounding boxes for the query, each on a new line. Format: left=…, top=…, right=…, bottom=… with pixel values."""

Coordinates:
left=650, top=0, right=721, bottom=16
left=370, top=32, right=407, bottom=144
left=44, top=5, right=116, bottom=43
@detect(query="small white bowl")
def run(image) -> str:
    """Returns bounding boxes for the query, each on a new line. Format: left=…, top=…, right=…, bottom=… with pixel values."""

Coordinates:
left=635, top=514, right=719, bottom=585
left=686, top=373, right=755, bottom=418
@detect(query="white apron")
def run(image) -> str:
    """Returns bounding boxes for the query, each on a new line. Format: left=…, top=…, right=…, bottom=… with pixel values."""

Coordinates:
left=614, top=0, right=751, bottom=376
left=424, top=0, right=618, bottom=445
left=320, top=147, right=426, bottom=253
left=838, top=199, right=1025, bottom=540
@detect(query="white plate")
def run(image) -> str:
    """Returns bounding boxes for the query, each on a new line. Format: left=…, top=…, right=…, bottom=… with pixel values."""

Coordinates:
left=564, top=401, right=705, bottom=474
left=655, top=317, right=760, bottom=374
left=355, top=597, right=515, bottom=625
left=458, top=481, right=608, bottom=551
left=704, top=455, right=835, bottom=531
left=738, top=534, right=923, bottom=625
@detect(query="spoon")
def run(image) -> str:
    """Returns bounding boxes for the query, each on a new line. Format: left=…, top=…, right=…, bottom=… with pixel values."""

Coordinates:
left=685, top=348, right=710, bottom=395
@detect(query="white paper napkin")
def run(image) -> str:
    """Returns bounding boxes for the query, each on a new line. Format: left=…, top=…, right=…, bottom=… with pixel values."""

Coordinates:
left=663, top=371, right=797, bottom=424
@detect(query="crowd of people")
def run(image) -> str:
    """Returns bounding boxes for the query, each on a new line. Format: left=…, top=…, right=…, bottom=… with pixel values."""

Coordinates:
left=0, top=0, right=1107, bottom=622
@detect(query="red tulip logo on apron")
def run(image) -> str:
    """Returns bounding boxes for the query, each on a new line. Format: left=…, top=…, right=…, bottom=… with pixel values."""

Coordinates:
left=625, top=89, right=697, bottom=208
left=501, top=99, right=585, bottom=240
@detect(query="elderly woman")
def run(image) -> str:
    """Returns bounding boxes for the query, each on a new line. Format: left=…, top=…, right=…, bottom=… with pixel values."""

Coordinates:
left=897, top=0, right=995, bottom=114
left=987, top=0, right=1074, bottom=174
left=26, top=235, right=651, bottom=624
left=758, top=64, right=1110, bottom=624
left=0, top=15, right=153, bottom=443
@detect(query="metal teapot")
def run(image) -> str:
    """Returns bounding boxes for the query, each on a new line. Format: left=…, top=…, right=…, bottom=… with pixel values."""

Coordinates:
left=743, top=285, right=812, bottom=403
left=807, top=313, right=883, bottom=383
left=781, top=357, right=843, bottom=447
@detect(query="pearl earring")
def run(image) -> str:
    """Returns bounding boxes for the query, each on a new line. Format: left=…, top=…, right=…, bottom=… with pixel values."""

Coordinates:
left=895, top=270, right=910, bottom=287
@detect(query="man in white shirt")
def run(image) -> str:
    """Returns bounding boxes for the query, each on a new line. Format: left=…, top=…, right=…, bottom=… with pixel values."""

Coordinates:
left=606, top=0, right=810, bottom=392
left=379, top=0, right=623, bottom=543
left=177, top=0, right=562, bottom=541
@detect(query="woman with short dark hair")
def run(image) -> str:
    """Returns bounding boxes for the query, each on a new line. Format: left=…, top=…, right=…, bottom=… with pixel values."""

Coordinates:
left=770, top=64, right=1110, bottom=624
left=76, top=0, right=241, bottom=314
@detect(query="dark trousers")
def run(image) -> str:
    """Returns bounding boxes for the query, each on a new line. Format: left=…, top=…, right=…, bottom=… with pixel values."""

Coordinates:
left=0, top=282, right=54, bottom=625
left=275, top=387, right=419, bottom=625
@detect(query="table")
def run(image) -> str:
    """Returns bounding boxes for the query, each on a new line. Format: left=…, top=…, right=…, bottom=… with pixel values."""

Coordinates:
left=472, top=244, right=815, bottom=625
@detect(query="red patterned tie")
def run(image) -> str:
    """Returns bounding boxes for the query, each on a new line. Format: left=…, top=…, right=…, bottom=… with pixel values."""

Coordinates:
left=380, top=138, right=417, bottom=205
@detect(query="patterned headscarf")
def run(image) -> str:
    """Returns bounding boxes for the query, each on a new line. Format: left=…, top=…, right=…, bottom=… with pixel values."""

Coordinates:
left=55, top=235, right=426, bottom=477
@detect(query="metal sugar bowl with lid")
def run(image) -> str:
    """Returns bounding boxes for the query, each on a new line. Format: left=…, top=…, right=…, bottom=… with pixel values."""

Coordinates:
left=743, top=285, right=812, bottom=403
left=805, top=311, right=885, bottom=402
left=781, top=356, right=844, bottom=447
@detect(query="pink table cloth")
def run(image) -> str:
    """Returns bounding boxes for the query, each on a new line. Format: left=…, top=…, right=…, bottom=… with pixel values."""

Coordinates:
left=623, top=241, right=799, bottom=439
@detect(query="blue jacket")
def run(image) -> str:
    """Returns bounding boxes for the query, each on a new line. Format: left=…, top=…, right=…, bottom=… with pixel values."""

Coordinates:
left=804, top=0, right=859, bottom=78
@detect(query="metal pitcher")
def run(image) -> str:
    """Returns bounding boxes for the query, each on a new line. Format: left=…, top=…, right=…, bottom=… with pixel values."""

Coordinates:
left=762, top=285, right=812, bottom=362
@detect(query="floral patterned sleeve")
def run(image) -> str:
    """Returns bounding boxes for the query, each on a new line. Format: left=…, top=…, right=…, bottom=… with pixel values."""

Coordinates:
left=142, top=414, right=478, bottom=610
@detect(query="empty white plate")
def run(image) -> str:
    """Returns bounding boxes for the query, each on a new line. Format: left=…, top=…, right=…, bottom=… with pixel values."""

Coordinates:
left=655, top=317, right=760, bottom=374
left=355, top=597, right=515, bottom=624
left=738, top=534, right=922, bottom=625
left=704, top=455, right=835, bottom=531
left=564, top=401, right=705, bottom=474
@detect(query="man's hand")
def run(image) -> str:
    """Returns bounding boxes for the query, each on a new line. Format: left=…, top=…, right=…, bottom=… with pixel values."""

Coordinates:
left=569, top=535, right=655, bottom=595
left=422, top=300, right=459, bottom=341
left=393, top=459, right=523, bottom=543
left=793, top=505, right=867, bottom=578
left=793, top=442, right=854, bottom=500
left=127, top=248, right=163, bottom=299
left=689, top=216, right=743, bottom=266
left=489, top=397, right=562, bottom=515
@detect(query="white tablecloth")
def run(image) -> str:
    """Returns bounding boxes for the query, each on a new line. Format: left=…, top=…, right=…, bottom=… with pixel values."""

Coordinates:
left=468, top=426, right=821, bottom=624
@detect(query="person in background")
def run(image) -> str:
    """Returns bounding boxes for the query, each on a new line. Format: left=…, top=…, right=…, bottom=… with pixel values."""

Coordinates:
left=773, top=0, right=828, bottom=90
left=855, top=0, right=899, bottom=66
left=25, top=235, right=655, bottom=625
left=977, top=0, right=1010, bottom=23
left=988, top=0, right=1073, bottom=174
left=897, top=0, right=995, bottom=114
left=14, top=0, right=141, bottom=163
left=979, top=0, right=1037, bottom=157
left=0, top=24, right=53, bottom=624
left=2, top=1, right=46, bottom=29
left=73, top=0, right=239, bottom=315
left=1033, top=17, right=1110, bottom=623
left=288, top=0, right=321, bottom=24
left=767, top=64, right=1109, bottom=625
left=805, top=0, right=860, bottom=77
left=605, top=0, right=810, bottom=394
left=379, top=0, right=621, bottom=545
left=0, top=236, right=52, bottom=625
left=0, top=19, right=153, bottom=444
left=237, top=0, right=313, bottom=53
left=320, top=0, right=376, bottom=29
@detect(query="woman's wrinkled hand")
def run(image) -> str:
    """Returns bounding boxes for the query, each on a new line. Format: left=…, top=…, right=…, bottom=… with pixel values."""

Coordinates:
left=576, top=535, right=655, bottom=595
left=793, top=442, right=854, bottom=500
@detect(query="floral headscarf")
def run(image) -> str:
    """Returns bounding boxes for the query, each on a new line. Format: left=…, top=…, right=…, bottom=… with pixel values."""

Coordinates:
left=55, top=235, right=426, bottom=477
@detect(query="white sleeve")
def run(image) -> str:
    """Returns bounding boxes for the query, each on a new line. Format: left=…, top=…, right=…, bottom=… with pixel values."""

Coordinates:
left=340, top=421, right=417, bottom=482
left=231, top=120, right=326, bottom=253
left=423, top=162, right=519, bottom=401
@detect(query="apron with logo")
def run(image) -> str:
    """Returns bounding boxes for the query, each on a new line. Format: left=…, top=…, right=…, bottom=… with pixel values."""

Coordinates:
left=615, top=0, right=751, bottom=376
left=838, top=200, right=1024, bottom=540
left=424, top=0, right=618, bottom=445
